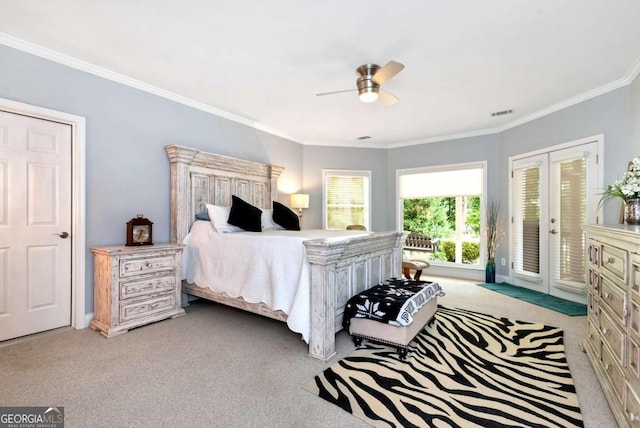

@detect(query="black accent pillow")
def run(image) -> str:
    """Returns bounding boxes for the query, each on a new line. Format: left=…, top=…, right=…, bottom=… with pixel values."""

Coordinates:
left=273, top=201, right=300, bottom=231
left=228, top=195, right=262, bottom=232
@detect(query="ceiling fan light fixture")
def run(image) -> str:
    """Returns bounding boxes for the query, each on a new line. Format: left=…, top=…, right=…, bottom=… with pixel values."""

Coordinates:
left=359, top=88, right=379, bottom=103
left=317, top=61, right=403, bottom=105
left=357, top=74, right=379, bottom=103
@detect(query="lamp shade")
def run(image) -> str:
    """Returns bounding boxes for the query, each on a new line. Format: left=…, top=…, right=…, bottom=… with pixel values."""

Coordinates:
left=290, top=193, right=309, bottom=209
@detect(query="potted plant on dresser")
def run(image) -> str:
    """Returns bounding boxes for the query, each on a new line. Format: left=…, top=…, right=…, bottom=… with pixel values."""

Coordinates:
left=600, top=157, right=640, bottom=224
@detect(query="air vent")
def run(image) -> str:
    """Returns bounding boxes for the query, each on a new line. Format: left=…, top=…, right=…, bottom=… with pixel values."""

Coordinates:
left=356, top=136, right=371, bottom=140
left=491, top=109, right=514, bottom=117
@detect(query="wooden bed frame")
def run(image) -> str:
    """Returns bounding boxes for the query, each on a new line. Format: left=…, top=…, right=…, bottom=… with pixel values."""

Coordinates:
left=165, top=144, right=403, bottom=360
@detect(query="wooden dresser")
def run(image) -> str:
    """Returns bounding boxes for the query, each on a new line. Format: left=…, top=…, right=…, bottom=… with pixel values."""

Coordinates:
left=89, top=243, right=185, bottom=338
left=584, top=225, right=640, bottom=427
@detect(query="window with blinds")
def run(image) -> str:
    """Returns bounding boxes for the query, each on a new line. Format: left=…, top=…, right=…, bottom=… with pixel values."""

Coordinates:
left=556, top=157, right=586, bottom=283
left=513, top=164, right=540, bottom=275
left=323, top=170, right=370, bottom=230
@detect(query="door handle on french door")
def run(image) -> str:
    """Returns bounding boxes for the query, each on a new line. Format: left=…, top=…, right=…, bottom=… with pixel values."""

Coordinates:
left=549, top=229, right=558, bottom=234
left=55, top=232, right=70, bottom=239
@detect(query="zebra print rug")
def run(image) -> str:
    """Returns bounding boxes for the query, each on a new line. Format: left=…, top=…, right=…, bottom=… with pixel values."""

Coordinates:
left=304, top=306, right=583, bottom=428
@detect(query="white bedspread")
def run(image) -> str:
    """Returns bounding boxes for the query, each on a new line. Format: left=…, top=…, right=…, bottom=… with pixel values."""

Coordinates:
left=182, top=221, right=369, bottom=343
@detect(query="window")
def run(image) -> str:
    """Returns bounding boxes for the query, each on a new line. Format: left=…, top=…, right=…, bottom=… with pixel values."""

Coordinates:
left=398, top=163, right=486, bottom=266
left=323, top=170, right=371, bottom=230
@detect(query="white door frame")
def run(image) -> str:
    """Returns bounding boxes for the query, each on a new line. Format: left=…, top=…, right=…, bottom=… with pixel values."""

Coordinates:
left=508, top=134, right=603, bottom=299
left=1, top=97, right=86, bottom=329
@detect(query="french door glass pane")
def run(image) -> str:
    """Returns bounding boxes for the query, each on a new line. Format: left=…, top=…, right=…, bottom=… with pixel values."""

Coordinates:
left=558, top=158, right=586, bottom=282
left=514, top=165, right=540, bottom=274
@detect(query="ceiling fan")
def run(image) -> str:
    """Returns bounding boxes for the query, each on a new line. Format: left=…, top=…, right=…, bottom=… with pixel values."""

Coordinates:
left=316, top=60, right=405, bottom=106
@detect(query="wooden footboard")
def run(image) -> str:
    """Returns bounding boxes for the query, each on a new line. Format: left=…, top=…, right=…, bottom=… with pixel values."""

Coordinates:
left=304, top=231, right=403, bottom=360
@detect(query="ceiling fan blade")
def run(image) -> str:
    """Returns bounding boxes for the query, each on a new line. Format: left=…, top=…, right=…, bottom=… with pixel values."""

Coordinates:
left=316, top=89, right=357, bottom=96
left=372, top=61, right=405, bottom=85
left=378, top=89, right=399, bottom=106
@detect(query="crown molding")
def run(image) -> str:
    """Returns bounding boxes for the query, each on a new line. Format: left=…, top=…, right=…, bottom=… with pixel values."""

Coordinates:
left=498, top=76, right=631, bottom=134
left=0, top=33, right=299, bottom=143
left=2, top=32, right=638, bottom=150
left=386, top=127, right=502, bottom=148
left=625, top=54, right=640, bottom=85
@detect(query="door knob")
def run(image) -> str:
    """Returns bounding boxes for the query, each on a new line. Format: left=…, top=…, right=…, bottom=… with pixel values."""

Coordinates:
left=55, top=232, right=70, bottom=239
left=549, top=229, right=558, bottom=234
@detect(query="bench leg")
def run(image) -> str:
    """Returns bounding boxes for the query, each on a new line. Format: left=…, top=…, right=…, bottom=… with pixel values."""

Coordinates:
left=413, top=270, right=423, bottom=281
left=398, top=347, right=408, bottom=360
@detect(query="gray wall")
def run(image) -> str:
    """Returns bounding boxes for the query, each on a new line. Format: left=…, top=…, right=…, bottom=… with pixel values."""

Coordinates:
left=500, top=86, right=631, bottom=223
left=632, top=74, right=640, bottom=156
left=301, top=145, right=388, bottom=231
left=0, top=45, right=303, bottom=311
left=385, top=87, right=632, bottom=278
left=498, top=86, right=632, bottom=276
left=387, top=133, right=500, bottom=227
left=2, top=42, right=637, bottom=312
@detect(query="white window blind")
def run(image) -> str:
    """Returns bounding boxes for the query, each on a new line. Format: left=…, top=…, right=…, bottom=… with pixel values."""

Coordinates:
left=400, top=168, right=483, bottom=198
left=556, top=157, right=587, bottom=283
left=513, top=164, right=540, bottom=275
left=324, top=170, right=370, bottom=230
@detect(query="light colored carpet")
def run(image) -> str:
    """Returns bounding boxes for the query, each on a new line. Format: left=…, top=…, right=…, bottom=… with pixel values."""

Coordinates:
left=0, top=276, right=614, bottom=427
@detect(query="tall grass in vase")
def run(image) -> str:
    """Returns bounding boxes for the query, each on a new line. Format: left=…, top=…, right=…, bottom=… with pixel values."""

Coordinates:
left=485, top=199, right=503, bottom=283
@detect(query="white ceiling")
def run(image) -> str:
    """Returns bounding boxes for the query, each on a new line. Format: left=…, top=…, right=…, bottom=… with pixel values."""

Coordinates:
left=1, top=0, right=640, bottom=148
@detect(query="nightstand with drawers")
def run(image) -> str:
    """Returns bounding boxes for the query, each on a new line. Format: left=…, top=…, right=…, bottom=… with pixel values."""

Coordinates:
left=89, top=243, right=185, bottom=338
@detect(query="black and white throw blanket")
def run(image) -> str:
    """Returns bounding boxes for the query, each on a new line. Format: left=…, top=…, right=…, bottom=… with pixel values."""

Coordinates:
left=343, top=278, right=445, bottom=328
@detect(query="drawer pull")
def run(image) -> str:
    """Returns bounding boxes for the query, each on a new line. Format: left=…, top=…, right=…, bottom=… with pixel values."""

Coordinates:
left=606, top=257, right=615, bottom=264
left=630, top=413, right=639, bottom=422
left=602, top=327, right=609, bottom=335
left=604, top=363, right=610, bottom=371
left=603, top=292, right=610, bottom=299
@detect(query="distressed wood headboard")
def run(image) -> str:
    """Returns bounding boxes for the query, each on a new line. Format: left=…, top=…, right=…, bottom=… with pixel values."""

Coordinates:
left=164, top=145, right=284, bottom=243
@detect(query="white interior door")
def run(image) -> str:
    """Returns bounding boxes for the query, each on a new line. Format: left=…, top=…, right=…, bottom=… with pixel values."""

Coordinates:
left=511, top=140, right=599, bottom=304
left=0, top=110, right=72, bottom=341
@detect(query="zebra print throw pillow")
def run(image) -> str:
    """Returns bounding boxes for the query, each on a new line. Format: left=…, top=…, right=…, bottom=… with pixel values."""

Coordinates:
left=305, top=306, right=583, bottom=428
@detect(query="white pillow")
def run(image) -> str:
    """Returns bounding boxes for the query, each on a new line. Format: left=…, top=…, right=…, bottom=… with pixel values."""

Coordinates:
left=261, top=209, right=285, bottom=231
left=206, top=204, right=243, bottom=233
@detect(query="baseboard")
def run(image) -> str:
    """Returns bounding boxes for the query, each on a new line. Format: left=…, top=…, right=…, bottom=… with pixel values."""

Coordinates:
left=84, top=312, right=94, bottom=329
left=424, top=265, right=484, bottom=281
left=495, top=274, right=508, bottom=283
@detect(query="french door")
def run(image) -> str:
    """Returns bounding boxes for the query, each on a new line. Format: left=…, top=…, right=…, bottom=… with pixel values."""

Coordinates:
left=510, top=139, right=600, bottom=304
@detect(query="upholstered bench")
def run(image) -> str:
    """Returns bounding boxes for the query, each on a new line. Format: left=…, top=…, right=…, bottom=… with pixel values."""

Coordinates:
left=344, top=279, right=445, bottom=359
